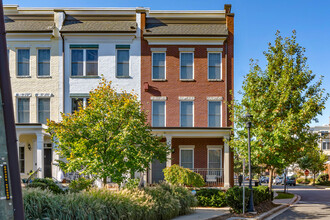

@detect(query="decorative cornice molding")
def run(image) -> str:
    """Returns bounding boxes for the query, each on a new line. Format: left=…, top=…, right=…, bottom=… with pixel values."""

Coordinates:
left=207, top=96, right=223, bottom=101
left=179, top=96, right=195, bottom=101
left=179, top=48, right=195, bottom=52
left=151, top=48, right=167, bottom=52
left=35, top=93, right=54, bottom=97
left=15, top=93, right=32, bottom=97
left=150, top=96, right=167, bottom=101
left=207, top=48, right=223, bottom=52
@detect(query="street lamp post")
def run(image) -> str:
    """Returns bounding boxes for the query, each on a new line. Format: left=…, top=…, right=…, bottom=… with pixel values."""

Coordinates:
left=245, top=113, right=255, bottom=213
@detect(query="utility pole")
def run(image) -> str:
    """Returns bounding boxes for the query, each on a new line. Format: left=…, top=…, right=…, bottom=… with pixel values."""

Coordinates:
left=0, top=1, right=25, bottom=219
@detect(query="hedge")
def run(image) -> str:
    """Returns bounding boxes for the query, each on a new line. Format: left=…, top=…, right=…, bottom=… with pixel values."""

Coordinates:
left=23, top=182, right=197, bottom=220
left=196, top=189, right=226, bottom=207
left=163, top=164, right=205, bottom=187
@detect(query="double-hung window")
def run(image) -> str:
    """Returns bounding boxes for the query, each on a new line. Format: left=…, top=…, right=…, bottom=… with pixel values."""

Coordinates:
left=38, top=49, right=50, bottom=76
left=322, top=142, right=330, bottom=150
left=152, top=101, right=165, bottom=127
left=71, top=45, right=98, bottom=76
left=38, top=98, right=50, bottom=124
left=180, top=148, right=194, bottom=169
left=208, top=147, right=222, bottom=176
left=180, top=101, right=193, bottom=127
left=19, top=145, right=25, bottom=173
left=208, top=101, right=221, bottom=127
left=208, top=52, right=222, bottom=80
left=152, top=52, right=166, bottom=80
left=71, top=97, right=89, bottom=113
left=180, top=52, right=194, bottom=80
left=17, top=98, right=30, bottom=123
left=17, top=49, right=30, bottom=76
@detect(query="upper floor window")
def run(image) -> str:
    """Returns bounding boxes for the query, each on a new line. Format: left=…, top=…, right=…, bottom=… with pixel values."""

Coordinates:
left=180, top=52, right=194, bottom=80
left=17, top=98, right=30, bottom=123
left=152, top=101, right=165, bottom=127
left=38, top=49, right=50, bottom=76
left=71, top=45, right=98, bottom=76
left=152, top=52, right=166, bottom=80
left=208, top=101, right=221, bottom=127
left=17, top=49, right=30, bottom=76
left=323, top=142, right=330, bottom=150
left=208, top=52, right=222, bottom=80
left=38, top=98, right=50, bottom=124
left=71, top=97, right=89, bottom=113
left=180, top=101, right=193, bottom=127
left=116, top=49, right=129, bottom=78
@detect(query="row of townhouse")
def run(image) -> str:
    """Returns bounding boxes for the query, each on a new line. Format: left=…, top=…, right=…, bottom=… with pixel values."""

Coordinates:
left=4, top=4, right=234, bottom=187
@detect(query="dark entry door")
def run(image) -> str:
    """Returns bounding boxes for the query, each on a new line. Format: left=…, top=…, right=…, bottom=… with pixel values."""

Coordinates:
left=152, top=160, right=166, bottom=183
left=44, top=149, right=52, bottom=178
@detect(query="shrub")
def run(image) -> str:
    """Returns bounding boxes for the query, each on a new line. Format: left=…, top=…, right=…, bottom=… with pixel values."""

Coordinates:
left=253, top=185, right=271, bottom=206
left=69, top=177, right=94, bottom=193
left=26, top=178, right=64, bottom=194
left=317, top=174, right=329, bottom=183
left=163, top=164, right=205, bottom=187
left=23, top=182, right=196, bottom=220
left=196, top=189, right=226, bottom=207
left=124, top=178, right=140, bottom=190
left=297, top=177, right=310, bottom=184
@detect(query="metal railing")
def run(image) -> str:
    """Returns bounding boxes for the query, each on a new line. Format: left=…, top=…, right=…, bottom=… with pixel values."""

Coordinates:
left=192, top=168, right=224, bottom=187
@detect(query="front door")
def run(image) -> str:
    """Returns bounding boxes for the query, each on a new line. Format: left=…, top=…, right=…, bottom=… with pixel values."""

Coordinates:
left=44, top=148, right=52, bottom=178
left=151, top=160, right=166, bottom=183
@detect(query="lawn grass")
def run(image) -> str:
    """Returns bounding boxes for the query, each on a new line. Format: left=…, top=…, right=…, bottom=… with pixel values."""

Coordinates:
left=275, top=192, right=294, bottom=199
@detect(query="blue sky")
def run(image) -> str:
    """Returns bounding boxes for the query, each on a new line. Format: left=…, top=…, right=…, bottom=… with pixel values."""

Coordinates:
left=4, top=0, right=330, bottom=126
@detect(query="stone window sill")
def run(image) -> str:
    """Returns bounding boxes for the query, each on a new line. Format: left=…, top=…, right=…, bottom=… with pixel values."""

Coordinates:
left=180, top=79, right=195, bottom=82
left=70, top=75, right=100, bottom=79
left=16, top=75, right=31, bottom=78
left=152, top=79, right=167, bottom=82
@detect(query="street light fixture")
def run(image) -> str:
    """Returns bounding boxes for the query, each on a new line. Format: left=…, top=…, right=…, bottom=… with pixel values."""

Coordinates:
left=245, top=113, right=255, bottom=213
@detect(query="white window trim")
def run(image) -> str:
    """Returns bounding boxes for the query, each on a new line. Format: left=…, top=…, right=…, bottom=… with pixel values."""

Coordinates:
left=207, top=146, right=223, bottom=177
left=179, top=52, right=194, bottom=81
left=207, top=52, right=222, bottom=81
left=37, top=48, right=51, bottom=77
left=180, top=101, right=194, bottom=127
left=17, top=97, right=30, bottom=123
left=16, top=48, right=31, bottom=77
left=152, top=100, right=166, bottom=127
left=322, top=142, right=330, bottom=150
left=208, top=101, right=222, bottom=127
left=150, top=96, right=167, bottom=101
left=37, top=97, right=51, bottom=124
left=71, top=97, right=89, bottom=113
left=179, top=146, right=195, bottom=169
left=152, top=52, right=166, bottom=81
left=116, top=48, right=130, bottom=78
left=70, top=49, right=99, bottom=77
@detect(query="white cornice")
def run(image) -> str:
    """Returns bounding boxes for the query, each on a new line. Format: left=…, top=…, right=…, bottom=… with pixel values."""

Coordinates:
left=151, top=96, right=167, bottom=101
left=179, top=96, right=195, bottom=101
left=15, top=93, right=32, bottom=97
left=207, top=96, right=223, bottom=101
left=144, top=36, right=226, bottom=45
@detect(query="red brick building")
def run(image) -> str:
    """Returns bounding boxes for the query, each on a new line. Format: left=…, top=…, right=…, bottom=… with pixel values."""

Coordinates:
left=140, top=5, right=234, bottom=187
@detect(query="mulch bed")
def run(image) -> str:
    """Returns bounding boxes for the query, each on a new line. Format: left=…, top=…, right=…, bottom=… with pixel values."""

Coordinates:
left=210, top=200, right=280, bottom=220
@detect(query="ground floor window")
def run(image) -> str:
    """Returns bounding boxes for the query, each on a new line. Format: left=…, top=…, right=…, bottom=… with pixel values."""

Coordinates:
left=180, top=147, right=194, bottom=169
left=323, top=142, right=330, bottom=150
left=71, top=97, right=89, bottom=113
left=19, top=145, right=25, bottom=173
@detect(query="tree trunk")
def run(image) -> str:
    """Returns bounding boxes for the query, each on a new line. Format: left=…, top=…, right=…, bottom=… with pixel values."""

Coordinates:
left=268, top=168, right=273, bottom=192
left=313, top=173, right=316, bottom=186
left=103, top=177, right=107, bottom=188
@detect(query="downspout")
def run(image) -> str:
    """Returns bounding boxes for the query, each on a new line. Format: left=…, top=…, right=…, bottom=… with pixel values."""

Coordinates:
left=225, top=40, right=228, bottom=127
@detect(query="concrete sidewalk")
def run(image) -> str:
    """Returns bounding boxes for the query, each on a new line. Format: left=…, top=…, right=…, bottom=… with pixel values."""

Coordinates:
left=172, top=207, right=230, bottom=220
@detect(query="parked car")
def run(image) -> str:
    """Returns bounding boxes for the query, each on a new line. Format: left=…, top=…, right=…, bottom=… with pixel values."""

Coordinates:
left=260, top=176, right=269, bottom=183
left=273, top=176, right=283, bottom=185
left=282, top=176, right=296, bottom=186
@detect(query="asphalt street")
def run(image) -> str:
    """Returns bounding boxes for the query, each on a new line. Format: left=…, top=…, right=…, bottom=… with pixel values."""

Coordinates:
left=272, top=184, right=330, bottom=219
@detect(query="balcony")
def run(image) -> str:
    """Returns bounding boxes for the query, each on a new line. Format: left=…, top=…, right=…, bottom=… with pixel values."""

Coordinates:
left=192, top=168, right=224, bottom=187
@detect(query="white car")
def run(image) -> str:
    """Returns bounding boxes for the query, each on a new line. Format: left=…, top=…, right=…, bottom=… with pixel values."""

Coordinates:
left=273, top=177, right=283, bottom=185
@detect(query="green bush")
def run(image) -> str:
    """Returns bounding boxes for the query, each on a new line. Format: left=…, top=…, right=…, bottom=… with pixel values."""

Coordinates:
left=297, top=177, right=310, bottom=184
left=124, top=178, right=140, bottom=190
left=253, top=185, right=271, bottom=206
left=26, top=178, right=64, bottom=194
left=69, top=177, right=94, bottom=193
left=196, top=189, right=226, bottom=207
left=23, top=182, right=197, bottom=220
left=317, top=174, right=329, bottom=183
left=163, top=164, right=205, bottom=187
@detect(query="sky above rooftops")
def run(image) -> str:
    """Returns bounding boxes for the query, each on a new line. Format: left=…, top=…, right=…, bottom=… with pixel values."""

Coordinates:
left=3, top=0, right=330, bottom=126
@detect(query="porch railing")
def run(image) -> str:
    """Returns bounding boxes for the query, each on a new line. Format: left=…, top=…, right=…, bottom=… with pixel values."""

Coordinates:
left=192, top=168, right=224, bottom=187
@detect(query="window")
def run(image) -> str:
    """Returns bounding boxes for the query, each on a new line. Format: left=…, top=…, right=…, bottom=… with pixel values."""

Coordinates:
left=19, top=145, right=25, bottom=173
left=152, top=53, right=165, bottom=79
left=180, top=148, right=194, bottom=169
left=117, top=50, right=129, bottom=77
left=71, top=49, right=98, bottom=76
left=38, top=49, right=50, bottom=76
left=208, top=101, right=221, bottom=127
left=71, top=97, right=89, bottom=113
left=17, top=98, right=30, bottom=123
left=152, top=101, right=165, bottom=127
left=208, top=148, right=222, bottom=169
left=180, top=52, right=193, bottom=80
left=180, top=101, right=193, bottom=127
left=208, top=53, right=221, bottom=80
left=323, top=142, right=330, bottom=150
left=17, top=49, right=30, bottom=76
left=38, top=98, right=50, bottom=124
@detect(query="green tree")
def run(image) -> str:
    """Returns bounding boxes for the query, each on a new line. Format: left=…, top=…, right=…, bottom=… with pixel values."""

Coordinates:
left=229, top=31, right=328, bottom=190
left=47, top=79, right=170, bottom=185
left=298, top=147, right=328, bottom=185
